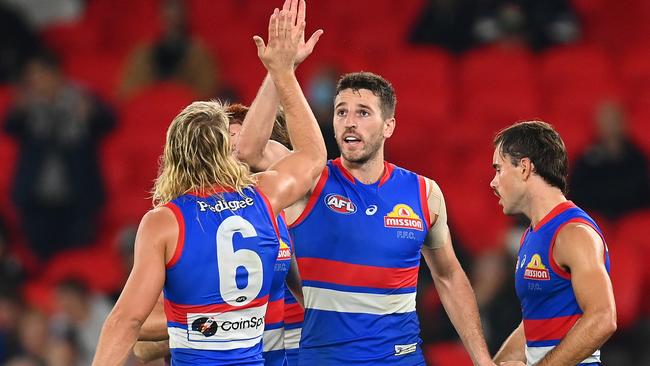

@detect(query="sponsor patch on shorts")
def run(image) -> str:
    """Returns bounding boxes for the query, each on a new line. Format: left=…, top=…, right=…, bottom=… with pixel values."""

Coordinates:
left=394, top=342, right=417, bottom=356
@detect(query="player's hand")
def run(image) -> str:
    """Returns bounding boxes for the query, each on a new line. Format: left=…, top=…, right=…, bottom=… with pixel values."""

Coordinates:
left=253, top=8, right=304, bottom=75
left=499, top=361, right=526, bottom=366
left=280, top=0, right=323, bottom=66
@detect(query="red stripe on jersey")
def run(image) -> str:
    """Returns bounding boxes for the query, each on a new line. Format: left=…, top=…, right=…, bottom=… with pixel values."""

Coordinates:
left=378, top=162, right=395, bottom=187
left=298, top=257, right=419, bottom=289
left=265, top=298, right=285, bottom=325
left=524, top=314, right=580, bottom=341
left=164, top=202, right=185, bottom=269
left=289, top=167, right=329, bottom=228
left=532, top=201, right=576, bottom=231
left=256, top=187, right=281, bottom=241
left=284, top=302, right=304, bottom=324
left=549, top=218, right=607, bottom=280
left=164, top=295, right=270, bottom=324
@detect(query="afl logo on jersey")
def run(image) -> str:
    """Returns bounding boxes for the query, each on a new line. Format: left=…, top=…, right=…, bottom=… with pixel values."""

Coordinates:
left=524, top=254, right=550, bottom=280
left=384, top=204, right=424, bottom=231
left=325, top=193, right=357, bottom=214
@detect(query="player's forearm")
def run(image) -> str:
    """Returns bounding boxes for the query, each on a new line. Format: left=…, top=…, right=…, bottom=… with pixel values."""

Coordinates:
left=235, top=73, right=281, bottom=170
left=92, top=313, right=142, bottom=366
left=435, top=267, right=492, bottom=365
left=536, top=309, right=616, bottom=366
left=270, top=70, right=326, bottom=178
left=133, top=341, right=171, bottom=363
left=493, top=322, right=526, bottom=363
left=139, top=312, right=169, bottom=341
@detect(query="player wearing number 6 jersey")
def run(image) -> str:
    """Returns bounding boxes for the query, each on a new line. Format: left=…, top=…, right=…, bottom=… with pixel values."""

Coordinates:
left=91, top=7, right=326, bottom=366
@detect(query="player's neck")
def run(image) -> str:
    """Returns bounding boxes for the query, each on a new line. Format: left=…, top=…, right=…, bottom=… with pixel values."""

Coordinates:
left=525, top=186, right=568, bottom=229
left=340, top=154, right=386, bottom=184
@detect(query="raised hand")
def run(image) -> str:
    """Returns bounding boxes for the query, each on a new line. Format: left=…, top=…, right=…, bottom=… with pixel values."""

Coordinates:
left=280, top=0, right=323, bottom=66
left=253, top=8, right=305, bottom=75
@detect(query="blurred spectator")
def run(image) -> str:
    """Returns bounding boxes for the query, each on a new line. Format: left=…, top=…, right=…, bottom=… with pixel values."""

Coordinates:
left=118, top=0, right=218, bottom=100
left=473, top=0, right=579, bottom=50
left=0, top=217, right=25, bottom=293
left=4, top=355, right=45, bottom=366
left=45, top=336, right=80, bottom=366
left=50, top=278, right=112, bottom=365
left=15, top=308, right=48, bottom=362
left=307, top=66, right=340, bottom=160
left=409, top=0, right=478, bottom=53
left=3, top=50, right=115, bottom=260
left=3, top=0, right=84, bottom=28
left=0, top=3, right=40, bottom=82
left=410, top=0, right=579, bottom=52
left=0, top=288, right=22, bottom=363
left=570, top=101, right=650, bottom=219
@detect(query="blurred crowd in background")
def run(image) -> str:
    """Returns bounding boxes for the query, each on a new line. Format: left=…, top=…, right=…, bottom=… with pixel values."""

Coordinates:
left=0, top=0, right=649, bottom=365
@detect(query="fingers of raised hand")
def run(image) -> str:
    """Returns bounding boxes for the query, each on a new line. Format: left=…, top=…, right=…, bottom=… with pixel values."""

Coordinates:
left=289, top=0, right=298, bottom=27
left=297, top=0, right=306, bottom=25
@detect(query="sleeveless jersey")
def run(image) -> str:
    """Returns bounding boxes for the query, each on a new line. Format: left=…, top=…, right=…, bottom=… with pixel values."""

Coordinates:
left=283, top=288, right=304, bottom=365
left=163, top=187, right=280, bottom=366
left=515, top=201, right=610, bottom=366
left=263, top=214, right=293, bottom=366
left=289, top=158, right=431, bottom=365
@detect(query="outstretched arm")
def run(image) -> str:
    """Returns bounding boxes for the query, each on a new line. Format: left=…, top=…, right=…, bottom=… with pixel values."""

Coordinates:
left=535, top=223, right=616, bottom=365
left=420, top=178, right=494, bottom=366
left=92, top=207, right=176, bottom=365
left=235, top=0, right=322, bottom=172
left=254, top=6, right=326, bottom=215
left=138, top=292, right=169, bottom=341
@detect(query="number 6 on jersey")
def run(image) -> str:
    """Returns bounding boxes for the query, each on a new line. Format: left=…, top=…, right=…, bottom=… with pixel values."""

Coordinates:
left=217, top=216, right=264, bottom=306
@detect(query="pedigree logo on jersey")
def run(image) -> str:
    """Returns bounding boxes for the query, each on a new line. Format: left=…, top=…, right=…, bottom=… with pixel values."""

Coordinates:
left=324, top=193, right=357, bottom=214
left=524, top=254, right=550, bottom=280
left=384, top=204, right=424, bottom=231
left=277, top=240, right=291, bottom=260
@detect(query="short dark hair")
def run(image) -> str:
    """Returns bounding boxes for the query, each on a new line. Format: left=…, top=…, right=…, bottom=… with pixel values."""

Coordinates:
left=335, top=72, right=396, bottom=119
left=494, top=120, right=568, bottom=193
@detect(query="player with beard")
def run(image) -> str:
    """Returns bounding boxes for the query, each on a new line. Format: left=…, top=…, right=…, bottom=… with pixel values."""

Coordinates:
left=236, top=70, right=495, bottom=365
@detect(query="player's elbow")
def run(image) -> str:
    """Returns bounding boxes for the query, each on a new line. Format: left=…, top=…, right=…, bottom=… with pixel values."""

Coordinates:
left=591, top=307, right=617, bottom=339
left=234, top=145, right=263, bottom=168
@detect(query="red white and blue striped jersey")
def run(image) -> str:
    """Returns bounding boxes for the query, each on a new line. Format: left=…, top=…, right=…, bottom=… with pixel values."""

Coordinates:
left=515, top=201, right=610, bottom=366
left=289, top=158, right=431, bottom=365
left=283, top=286, right=304, bottom=365
left=263, top=214, right=293, bottom=366
left=163, top=187, right=280, bottom=366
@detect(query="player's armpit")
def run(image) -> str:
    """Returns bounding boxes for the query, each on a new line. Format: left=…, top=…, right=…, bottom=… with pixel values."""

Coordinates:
left=133, top=340, right=170, bottom=363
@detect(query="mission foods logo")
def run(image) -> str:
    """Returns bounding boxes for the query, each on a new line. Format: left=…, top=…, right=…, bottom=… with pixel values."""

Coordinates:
left=524, top=254, right=550, bottom=280
left=277, top=239, right=291, bottom=260
left=384, top=204, right=423, bottom=231
left=325, top=194, right=357, bottom=214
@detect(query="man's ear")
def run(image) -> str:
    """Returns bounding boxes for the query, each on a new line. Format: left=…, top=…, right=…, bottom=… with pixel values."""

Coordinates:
left=384, top=117, right=395, bottom=138
left=520, top=157, right=534, bottom=180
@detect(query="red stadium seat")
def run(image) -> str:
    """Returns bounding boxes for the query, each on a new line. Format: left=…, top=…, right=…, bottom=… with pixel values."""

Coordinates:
left=63, top=51, right=124, bottom=104
left=540, top=45, right=621, bottom=115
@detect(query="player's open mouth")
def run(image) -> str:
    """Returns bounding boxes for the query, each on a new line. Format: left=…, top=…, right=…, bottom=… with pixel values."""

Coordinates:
left=343, top=135, right=362, bottom=146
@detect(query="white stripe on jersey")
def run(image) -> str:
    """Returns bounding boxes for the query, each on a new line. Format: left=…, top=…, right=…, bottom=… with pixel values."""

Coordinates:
left=263, top=328, right=285, bottom=352
left=526, top=345, right=600, bottom=365
left=284, top=328, right=301, bottom=350
left=168, top=327, right=262, bottom=350
left=303, top=286, right=416, bottom=315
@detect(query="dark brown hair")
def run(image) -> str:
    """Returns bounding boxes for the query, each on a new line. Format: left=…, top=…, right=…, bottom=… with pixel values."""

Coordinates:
left=494, top=120, right=568, bottom=193
left=336, top=72, right=396, bottom=119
